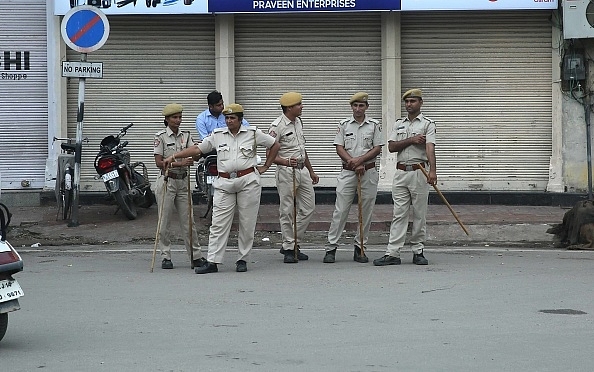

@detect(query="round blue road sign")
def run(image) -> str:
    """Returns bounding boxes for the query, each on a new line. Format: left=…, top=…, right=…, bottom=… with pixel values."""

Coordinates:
left=61, top=5, right=110, bottom=53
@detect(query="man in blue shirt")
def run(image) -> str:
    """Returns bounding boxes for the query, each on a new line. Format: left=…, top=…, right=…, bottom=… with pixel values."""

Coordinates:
left=195, top=90, right=249, bottom=140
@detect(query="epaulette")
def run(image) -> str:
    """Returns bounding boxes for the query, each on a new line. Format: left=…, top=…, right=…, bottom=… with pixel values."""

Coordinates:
left=246, top=126, right=257, bottom=131
left=213, top=127, right=225, bottom=133
left=368, top=118, right=380, bottom=125
left=270, top=117, right=282, bottom=127
left=424, top=117, right=435, bottom=124
left=155, top=129, right=167, bottom=136
left=339, top=118, right=350, bottom=126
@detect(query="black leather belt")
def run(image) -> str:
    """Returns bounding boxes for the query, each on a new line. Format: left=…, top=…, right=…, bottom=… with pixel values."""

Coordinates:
left=343, top=162, right=376, bottom=171
left=396, top=162, right=426, bottom=171
left=164, top=171, right=187, bottom=179
left=218, top=167, right=255, bottom=179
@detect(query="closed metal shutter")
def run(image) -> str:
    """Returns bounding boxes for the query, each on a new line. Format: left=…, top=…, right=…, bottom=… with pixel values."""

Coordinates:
left=401, top=11, right=552, bottom=191
left=66, top=15, right=215, bottom=191
left=0, top=0, right=47, bottom=189
left=234, top=13, right=382, bottom=187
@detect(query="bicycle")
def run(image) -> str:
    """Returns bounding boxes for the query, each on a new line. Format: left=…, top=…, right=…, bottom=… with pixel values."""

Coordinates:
left=52, top=137, right=87, bottom=221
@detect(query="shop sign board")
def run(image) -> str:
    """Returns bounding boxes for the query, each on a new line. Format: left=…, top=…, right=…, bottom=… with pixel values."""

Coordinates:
left=401, top=0, right=557, bottom=11
left=208, top=0, right=398, bottom=13
left=54, top=0, right=208, bottom=15
left=54, top=0, right=557, bottom=15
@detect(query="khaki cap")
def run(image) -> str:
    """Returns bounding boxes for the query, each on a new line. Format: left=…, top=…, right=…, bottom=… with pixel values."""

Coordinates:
left=222, top=103, right=244, bottom=115
left=349, top=91, right=369, bottom=104
left=402, top=89, right=422, bottom=100
left=162, top=103, right=183, bottom=117
left=279, top=92, right=302, bottom=107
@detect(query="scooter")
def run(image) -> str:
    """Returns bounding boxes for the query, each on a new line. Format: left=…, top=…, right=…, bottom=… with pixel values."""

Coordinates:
left=0, top=203, right=24, bottom=343
left=194, top=151, right=217, bottom=219
left=94, top=123, right=154, bottom=220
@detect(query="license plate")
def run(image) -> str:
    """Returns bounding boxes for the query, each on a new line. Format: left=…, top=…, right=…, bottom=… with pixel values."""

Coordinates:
left=101, top=169, right=119, bottom=182
left=206, top=175, right=216, bottom=184
left=0, top=279, right=23, bottom=303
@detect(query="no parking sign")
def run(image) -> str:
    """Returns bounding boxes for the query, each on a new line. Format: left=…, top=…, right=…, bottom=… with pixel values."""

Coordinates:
left=61, top=5, right=110, bottom=53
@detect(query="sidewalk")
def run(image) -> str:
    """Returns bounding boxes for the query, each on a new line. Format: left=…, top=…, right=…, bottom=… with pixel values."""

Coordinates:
left=6, top=201, right=568, bottom=249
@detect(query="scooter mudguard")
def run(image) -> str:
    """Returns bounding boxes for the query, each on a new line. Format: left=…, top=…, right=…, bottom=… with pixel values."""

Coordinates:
left=105, top=177, right=122, bottom=193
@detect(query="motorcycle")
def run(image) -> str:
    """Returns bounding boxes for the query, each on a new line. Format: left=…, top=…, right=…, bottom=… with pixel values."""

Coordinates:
left=94, top=123, right=154, bottom=220
left=0, top=203, right=24, bottom=343
left=194, top=150, right=217, bottom=219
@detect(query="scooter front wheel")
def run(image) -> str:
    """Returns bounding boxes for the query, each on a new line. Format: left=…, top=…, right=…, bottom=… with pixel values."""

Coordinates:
left=0, top=313, right=8, bottom=342
left=114, top=188, right=138, bottom=220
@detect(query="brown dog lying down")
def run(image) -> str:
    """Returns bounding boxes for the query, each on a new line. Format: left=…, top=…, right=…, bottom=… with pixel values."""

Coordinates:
left=547, top=200, right=594, bottom=250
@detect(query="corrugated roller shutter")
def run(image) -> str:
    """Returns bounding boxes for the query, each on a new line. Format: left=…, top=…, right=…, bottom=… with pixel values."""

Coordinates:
left=66, top=15, right=215, bottom=191
left=235, top=13, right=382, bottom=187
left=401, top=11, right=552, bottom=191
left=0, top=0, right=47, bottom=189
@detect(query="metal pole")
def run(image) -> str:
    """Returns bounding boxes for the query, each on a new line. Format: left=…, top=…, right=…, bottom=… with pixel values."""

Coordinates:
left=585, top=95, right=593, bottom=200
left=69, top=52, right=86, bottom=227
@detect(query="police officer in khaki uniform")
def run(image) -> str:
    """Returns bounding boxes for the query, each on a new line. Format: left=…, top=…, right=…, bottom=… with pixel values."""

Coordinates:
left=267, top=92, right=319, bottom=263
left=163, top=104, right=280, bottom=274
left=374, top=89, right=436, bottom=266
left=323, top=92, right=384, bottom=264
left=153, top=103, right=206, bottom=270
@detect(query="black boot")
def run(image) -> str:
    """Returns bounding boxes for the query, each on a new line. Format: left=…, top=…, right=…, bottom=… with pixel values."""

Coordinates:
left=323, top=249, right=336, bottom=263
left=353, top=245, right=369, bottom=263
left=195, top=261, right=218, bottom=274
left=283, top=250, right=298, bottom=263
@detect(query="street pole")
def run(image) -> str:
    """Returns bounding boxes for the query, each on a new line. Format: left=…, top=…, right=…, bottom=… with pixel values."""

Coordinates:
left=69, top=52, right=86, bottom=227
left=585, top=94, right=593, bottom=200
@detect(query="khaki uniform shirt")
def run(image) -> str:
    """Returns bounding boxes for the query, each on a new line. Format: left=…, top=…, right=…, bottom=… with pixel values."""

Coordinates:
left=268, top=114, right=306, bottom=164
left=389, top=113, right=436, bottom=164
left=153, top=127, right=193, bottom=175
left=197, top=126, right=275, bottom=173
left=334, top=115, right=384, bottom=163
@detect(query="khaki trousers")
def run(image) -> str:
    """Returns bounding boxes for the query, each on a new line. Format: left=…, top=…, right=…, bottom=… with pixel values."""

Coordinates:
left=206, top=173, right=261, bottom=264
left=326, top=168, right=378, bottom=250
left=155, top=175, right=203, bottom=261
left=385, top=168, right=429, bottom=257
left=276, top=166, right=315, bottom=251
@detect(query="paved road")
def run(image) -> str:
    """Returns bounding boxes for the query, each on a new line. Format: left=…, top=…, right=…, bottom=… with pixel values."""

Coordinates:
left=1, top=246, right=593, bottom=371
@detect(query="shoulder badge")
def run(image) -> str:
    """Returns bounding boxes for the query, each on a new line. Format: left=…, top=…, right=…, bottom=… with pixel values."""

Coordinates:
left=153, top=138, right=161, bottom=147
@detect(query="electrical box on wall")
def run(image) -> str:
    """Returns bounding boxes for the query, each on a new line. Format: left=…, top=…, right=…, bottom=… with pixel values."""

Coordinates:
left=563, top=0, right=594, bottom=39
left=563, top=53, right=586, bottom=80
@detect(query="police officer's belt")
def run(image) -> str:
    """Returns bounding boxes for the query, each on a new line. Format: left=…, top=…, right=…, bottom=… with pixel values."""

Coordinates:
left=286, top=163, right=305, bottom=169
left=342, top=162, right=376, bottom=171
left=218, top=167, right=255, bottom=179
left=164, top=171, right=187, bottom=179
left=396, top=162, right=426, bottom=171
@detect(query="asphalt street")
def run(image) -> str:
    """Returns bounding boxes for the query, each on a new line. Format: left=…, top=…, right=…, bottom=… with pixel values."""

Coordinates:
left=1, top=246, right=593, bottom=372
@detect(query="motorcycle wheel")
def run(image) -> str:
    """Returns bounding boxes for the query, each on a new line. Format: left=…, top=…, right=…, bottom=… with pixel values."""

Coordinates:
left=114, top=187, right=138, bottom=220
left=0, top=313, right=8, bottom=342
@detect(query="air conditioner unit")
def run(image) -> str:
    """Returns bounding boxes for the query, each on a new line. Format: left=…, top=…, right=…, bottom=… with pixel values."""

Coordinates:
left=563, top=0, right=594, bottom=39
